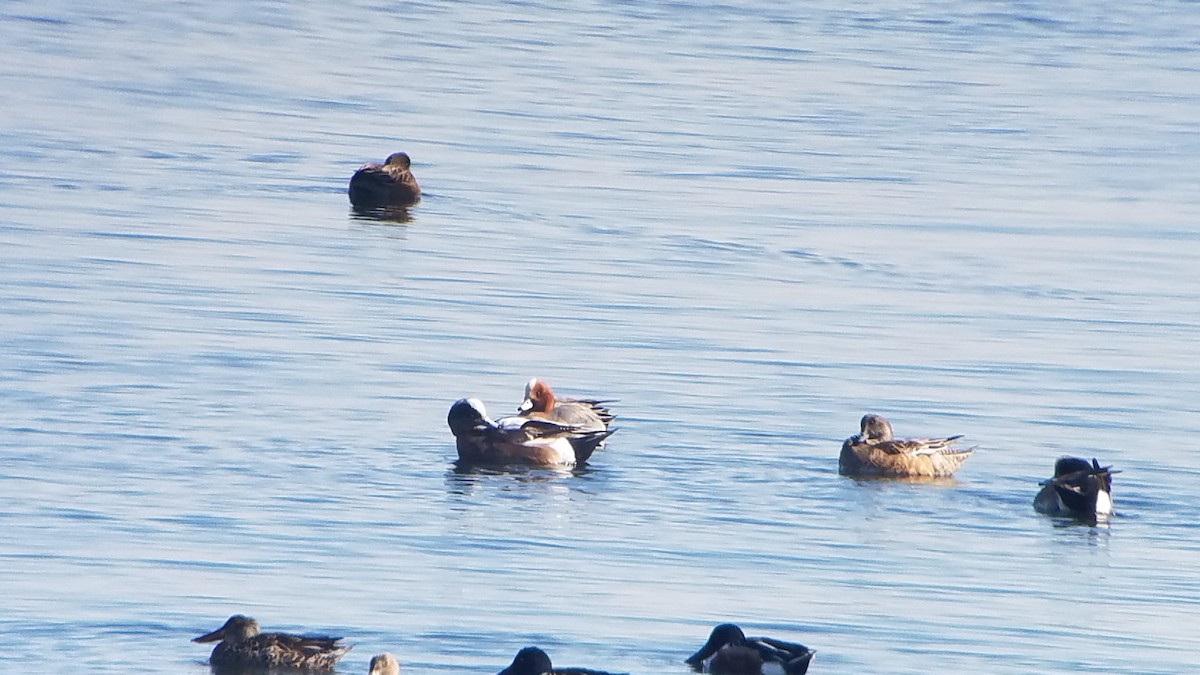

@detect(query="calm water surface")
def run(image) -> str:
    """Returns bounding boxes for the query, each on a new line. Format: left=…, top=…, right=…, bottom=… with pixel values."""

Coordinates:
left=2, top=1, right=1198, bottom=673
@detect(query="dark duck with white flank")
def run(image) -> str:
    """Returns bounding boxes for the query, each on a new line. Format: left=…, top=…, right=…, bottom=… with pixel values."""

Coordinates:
left=1034, top=456, right=1118, bottom=523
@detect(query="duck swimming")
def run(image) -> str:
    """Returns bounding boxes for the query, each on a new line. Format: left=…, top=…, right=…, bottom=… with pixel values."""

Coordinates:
left=348, top=151, right=421, bottom=210
left=518, top=378, right=615, bottom=434
left=448, top=397, right=613, bottom=467
left=686, top=623, right=814, bottom=675
left=839, top=413, right=974, bottom=478
left=193, top=614, right=350, bottom=671
left=1034, top=456, right=1118, bottom=523
left=497, top=646, right=621, bottom=675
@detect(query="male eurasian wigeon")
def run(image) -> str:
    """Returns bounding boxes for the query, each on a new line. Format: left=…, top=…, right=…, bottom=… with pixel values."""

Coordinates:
left=369, top=653, right=401, bottom=675
left=348, top=151, right=421, bottom=210
left=1033, top=456, right=1117, bottom=523
left=838, top=413, right=974, bottom=478
left=193, top=614, right=350, bottom=671
left=497, top=646, right=621, bottom=675
left=448, top=398, right=613, bottom=467
left=518, top=378, right=615, bottom=434
left=686, top=623, right=815, bottom=675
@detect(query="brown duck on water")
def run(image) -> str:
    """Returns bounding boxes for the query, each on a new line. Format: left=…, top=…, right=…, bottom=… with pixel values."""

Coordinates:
left=193, top=614, right=350, bottom=671
left=348, top=151, right=421, bottom=211
left=839, top=413, right=974, bottom=478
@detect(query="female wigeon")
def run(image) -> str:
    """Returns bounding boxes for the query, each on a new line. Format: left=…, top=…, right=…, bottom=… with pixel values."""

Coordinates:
left=518, top=378, right=615, bottom=433
left=839, top=413, right=974, bottom=478
left=369, top=653, right=401, bottom=675
left=448, top=398, right=613, bottom=467
left=497, top=646, right=620, bottom=675
left=1034, top=456, right=1117, bottom=523
left=686, top=623, right=815, bottom=675
left=193, top=615, right=350, bottom=671
left=348, top=151, right=421, bottom=210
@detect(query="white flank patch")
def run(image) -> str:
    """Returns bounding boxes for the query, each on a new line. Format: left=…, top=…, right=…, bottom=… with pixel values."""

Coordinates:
left=762, top=662, right=786, bottom=675
left=1095, top=489, right=1113, bottom=516
left=532, top=437, right=576, bottom=465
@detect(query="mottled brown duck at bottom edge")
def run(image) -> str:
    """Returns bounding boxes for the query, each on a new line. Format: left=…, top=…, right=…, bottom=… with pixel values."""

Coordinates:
left=348, top=151, right=421, bottom=210
left=192, top=614, right=350, bottom=671
left=839, top=413, right=974, bottom=478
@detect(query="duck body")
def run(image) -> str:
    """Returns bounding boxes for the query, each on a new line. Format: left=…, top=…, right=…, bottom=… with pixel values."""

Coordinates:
left=193, top=615, right=350, bottom=671
left=839, top=413, right=973, bottom=478
left=498, top=646, right=623, bottom=675
left=1034, top=456, right=1117, bottom=523
left=448, top=398, right=613, bottom=467
left=686, top=624, right=814, bottom=675
left=348, top=152, right=421, bottom=210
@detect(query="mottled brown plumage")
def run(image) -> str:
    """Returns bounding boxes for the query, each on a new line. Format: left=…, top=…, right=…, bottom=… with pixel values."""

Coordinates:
left=193, top=615, right=350, bottom=671
left=839, top=413, right=974, bottom=478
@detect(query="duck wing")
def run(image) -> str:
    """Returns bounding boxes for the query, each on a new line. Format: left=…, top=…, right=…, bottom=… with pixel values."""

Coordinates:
left=874, top=435, right=965, bottom=456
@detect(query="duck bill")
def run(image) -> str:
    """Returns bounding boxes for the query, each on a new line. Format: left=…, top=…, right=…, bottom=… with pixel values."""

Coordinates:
left=518, top=399, right=534, bottom=413
left=192, top=627, right=226, bottom=643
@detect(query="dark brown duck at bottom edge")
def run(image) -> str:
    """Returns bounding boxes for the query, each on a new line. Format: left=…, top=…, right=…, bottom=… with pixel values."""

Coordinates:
left=497, top=646, right=623, bottom=675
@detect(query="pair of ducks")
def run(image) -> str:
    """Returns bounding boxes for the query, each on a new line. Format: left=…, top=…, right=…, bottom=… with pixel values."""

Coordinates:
left=447, top=378, right=616, bottom=467
left=449, top=386, right=970, bottom=477
left=841, top=413, right=1118, bottom=522
left=194, top=616, right=814, bottom=675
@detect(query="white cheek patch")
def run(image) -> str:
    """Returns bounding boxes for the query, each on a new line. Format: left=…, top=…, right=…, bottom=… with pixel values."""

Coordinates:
left=1095, top=489, right=1113, bottom=516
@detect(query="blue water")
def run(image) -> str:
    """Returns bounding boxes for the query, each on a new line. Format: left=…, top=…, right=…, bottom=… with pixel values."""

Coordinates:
left=2, top=1, right=1199, bottom=673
